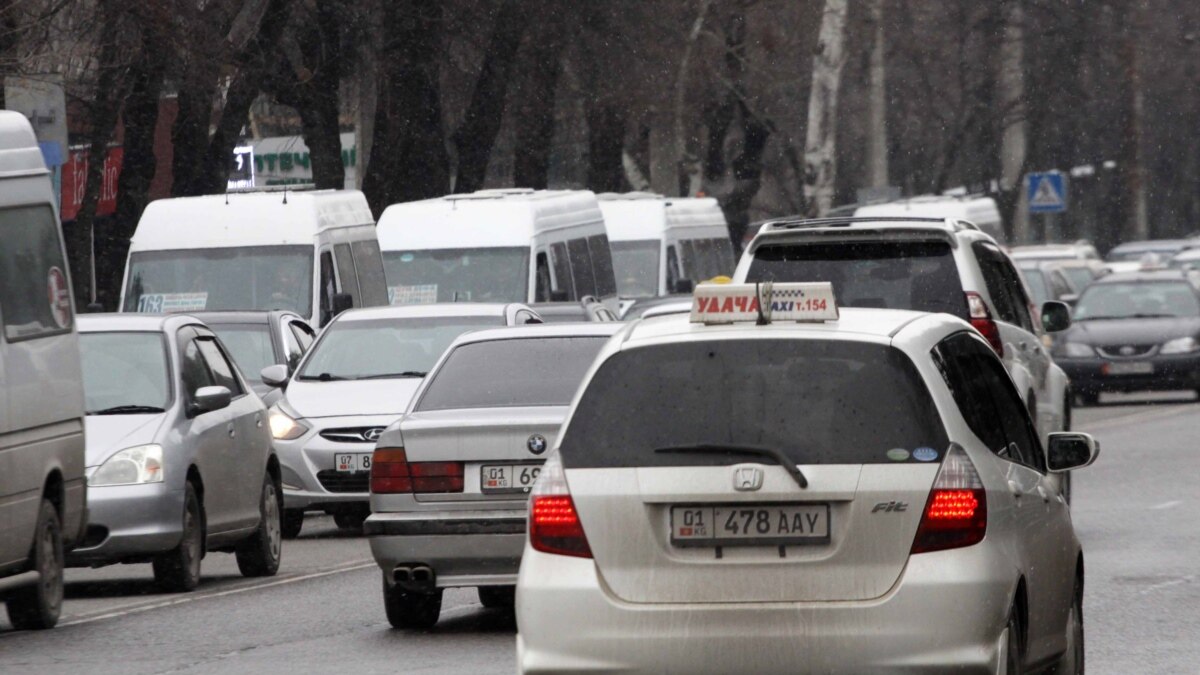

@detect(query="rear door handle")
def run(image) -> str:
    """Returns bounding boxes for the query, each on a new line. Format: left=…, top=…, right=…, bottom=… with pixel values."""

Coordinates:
left=227, top=423, right=236, bottom=438
left=255, top=414, right=263, bottom=429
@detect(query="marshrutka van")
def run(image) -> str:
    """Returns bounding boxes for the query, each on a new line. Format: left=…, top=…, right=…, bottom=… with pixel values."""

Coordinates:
left=598, top=192, right=736, bottom=300
left=0, top=111, right=87, bottom=629
left=120, top=189, right=388, bottom=327
left=376, top=189, right=617, bottom=307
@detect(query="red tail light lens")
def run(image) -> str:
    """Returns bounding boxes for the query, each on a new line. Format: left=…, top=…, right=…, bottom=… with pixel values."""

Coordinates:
left=528, top=453, right=592, bottom=558
left=965, top=291, right=1005, bottom=357
left=370, top=448, right=464, bottom=494
left=911, top=446, right=987, bottom=554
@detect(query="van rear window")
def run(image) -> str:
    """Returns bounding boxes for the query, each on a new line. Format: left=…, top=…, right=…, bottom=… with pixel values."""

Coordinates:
left=559, top=339, right=948, bottom=468
left=745, top=241, right=968, bottom=320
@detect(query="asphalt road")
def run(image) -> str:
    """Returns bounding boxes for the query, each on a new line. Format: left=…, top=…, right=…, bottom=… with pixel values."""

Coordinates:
left=2, top=391, right=1198, bottom=674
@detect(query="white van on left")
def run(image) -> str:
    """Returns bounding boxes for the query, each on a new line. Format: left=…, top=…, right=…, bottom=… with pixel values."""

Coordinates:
left=0, top=110, right=87, bottom=630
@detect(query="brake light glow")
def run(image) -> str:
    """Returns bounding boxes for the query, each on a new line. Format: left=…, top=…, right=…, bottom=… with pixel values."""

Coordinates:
left=528, top=452, right=592, bottom=558
left=370, top=448, right=464, bottom=494
left=965, top=291, right=1005, bottom=356
left=911, top=445, right=987, bottom=554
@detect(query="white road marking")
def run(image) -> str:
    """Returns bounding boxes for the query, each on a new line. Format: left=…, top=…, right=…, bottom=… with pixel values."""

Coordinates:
left=1150, top=500, right=1183, bottom=510
left=54, top=559, right=376, bottom=629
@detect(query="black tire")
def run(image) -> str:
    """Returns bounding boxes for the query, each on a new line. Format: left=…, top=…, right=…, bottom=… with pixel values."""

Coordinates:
left=282, top=509, right=305, bottom=539
left=1005, top=606, right=1025, bottom=675
left=477, top=585, right=516, bottom=609
left=5, top=499, right=64, bottom=630
left=382, top=574, right=442, bottom=629
left=236, top=474, right=283, bottom=578
left=334, top=510, right=367, bottom=532
left=153, top=482, right=203, bottom=592
left=1051, top=583, right=1085, bottom=675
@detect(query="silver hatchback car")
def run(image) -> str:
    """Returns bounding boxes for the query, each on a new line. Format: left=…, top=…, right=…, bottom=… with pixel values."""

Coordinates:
left=516, top=285, right=1097, bottom=674
left=365, top=323, right=622, bottom=628
left=265, top=303, right=542, bottom=537
left=69, top=315, right=281, bottom=591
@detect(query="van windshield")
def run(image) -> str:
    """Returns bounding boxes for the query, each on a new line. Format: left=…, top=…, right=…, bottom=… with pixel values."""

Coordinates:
left=382, top=247, right=529, bottom=303
left=81, top=332, right=171, bottom=414
left=611, top=240, right=660, bottom=298
left=123, top=246, right=314, bottom=318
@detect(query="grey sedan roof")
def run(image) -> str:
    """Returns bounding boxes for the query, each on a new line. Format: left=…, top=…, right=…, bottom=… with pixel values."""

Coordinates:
left=188, top=310, right=298, bottom=325
left=77, top=313, right=202, bottom=333
left=334, top=303, right=523, bottom=322
left=448, top=322, right=624, bottom=346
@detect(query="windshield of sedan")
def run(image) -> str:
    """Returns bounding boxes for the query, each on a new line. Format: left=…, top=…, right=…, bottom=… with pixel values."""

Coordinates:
left=382, top=247, right=529, bottom=303
left=123, top=246, right=314, bottom=318
left=610, top=240, right=660, bottom=298
left=298, top=316, right=504, bottom=381
left=208, top=324, right=275, bottom=385
left=1060, top=266, right=1096, bottom=290
left=1074, top=281, right=1200, bottom=320
left=81, top=332, right=171, bottom=414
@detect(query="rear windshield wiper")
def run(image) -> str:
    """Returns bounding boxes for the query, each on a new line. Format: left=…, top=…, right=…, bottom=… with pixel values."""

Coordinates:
left=297, top=372, right=348, bottom=381
left=654, top=443, right=808, bottom=489
left=88, top=405, right=166, bottom=415
left=356, top=371, right=427, bottom=380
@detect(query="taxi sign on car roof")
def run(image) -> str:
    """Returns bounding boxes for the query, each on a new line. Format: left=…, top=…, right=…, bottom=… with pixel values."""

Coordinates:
left=690, top=282, right=838, bottom=325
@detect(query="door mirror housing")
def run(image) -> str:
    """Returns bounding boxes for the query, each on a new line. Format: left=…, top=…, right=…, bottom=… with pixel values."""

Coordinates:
left=1041, top=301, right=1071, bottom=333
left=332, top=292, right=354, bottom=317
left=261, top=364, right=290, bottom=388
left=1046, top=432, right=1100, bottom=472
left=191, top=385, right=232, bottom=416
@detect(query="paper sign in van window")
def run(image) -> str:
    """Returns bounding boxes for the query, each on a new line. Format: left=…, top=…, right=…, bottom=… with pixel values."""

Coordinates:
left=389, top=285, right=438, bottom=305
left=136, top=293, right=208, bottom=313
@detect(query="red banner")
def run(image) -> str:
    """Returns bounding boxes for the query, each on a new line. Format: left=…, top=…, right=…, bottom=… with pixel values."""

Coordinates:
left=60, top=146, right=123, bottom=221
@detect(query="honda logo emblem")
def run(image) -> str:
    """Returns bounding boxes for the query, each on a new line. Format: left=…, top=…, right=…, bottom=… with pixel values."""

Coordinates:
left=362, top=427, right=384, bottom=442
left=733, top=466, right=764, bottom=492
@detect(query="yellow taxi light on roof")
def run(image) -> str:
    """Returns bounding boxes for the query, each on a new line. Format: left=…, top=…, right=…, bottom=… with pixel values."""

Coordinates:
left=690, top=282, right=838, bottom=325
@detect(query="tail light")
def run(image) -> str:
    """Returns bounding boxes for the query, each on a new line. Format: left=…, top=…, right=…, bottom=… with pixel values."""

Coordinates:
left=529, top=452, right=592, bottom=558
left=965, top=291, right=1005, bottom=356
left=370, top=447, right=464, bottom=494
left=911, top=445, right=987, bottom=554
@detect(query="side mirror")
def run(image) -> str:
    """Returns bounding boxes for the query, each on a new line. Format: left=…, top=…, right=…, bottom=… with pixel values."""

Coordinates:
left=191, top=385, right=232, bottom=416
left=332, top=292, right=353, bottom=317
left=1046, top=432, right=1100, bottom=472
left=672, top=278, right=694, bottom=294
left=261, top=364, right=290, bottom=388
left=549, top=289, right=569, bottom=302
left=1041, top=301, right=1071, bottom=333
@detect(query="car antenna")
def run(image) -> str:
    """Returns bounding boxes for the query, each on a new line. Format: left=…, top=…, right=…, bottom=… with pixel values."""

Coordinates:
left=282, top=183, right=288, bottom=205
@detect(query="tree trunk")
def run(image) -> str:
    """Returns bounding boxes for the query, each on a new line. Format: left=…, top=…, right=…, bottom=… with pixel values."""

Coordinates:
left=511, top=5, right=570, bottom=190
left=1121, top=2, right=1148, bottom=242
left=997, top=1, right=1027, bottom=243
left=361, top=1, right=449, bottom=217
left=802, top=0, right=849, bottom=217
left=674, top=0, right=714, bottom=197
left=586, top=102, right=628, bottom=193
left=452, top=0, right=526, bottom=193
left=865, top=0, right=888, bottom=188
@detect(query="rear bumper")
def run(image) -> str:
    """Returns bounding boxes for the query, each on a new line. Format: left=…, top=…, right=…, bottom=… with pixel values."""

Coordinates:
left=367, top=509, right=526, bottom=587
left=515, top=543, right=1015, bottom=675
left=1059, top=355, right=1200, bottom=393
left=66, top=482, right=184, bottom=566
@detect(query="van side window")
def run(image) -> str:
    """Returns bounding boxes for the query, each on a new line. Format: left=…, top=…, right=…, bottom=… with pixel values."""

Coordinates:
left=587, top=234, right=616, bottom=298
left=550, top=243, right=574, bottom=299
left=535, top=252, right=552, bottom=302
left=568, top=238, right=597, bottom=297
left=333, top=244, right=361, bottom=308
left=666, top=245, right=681, bottom=291
left=0, top=205, right=72, bottom=341
left=319, top=251, right=335, bottom=325
left=680, top=240, right=699, bottom=280
left=350, top=240, right=388, bottom=307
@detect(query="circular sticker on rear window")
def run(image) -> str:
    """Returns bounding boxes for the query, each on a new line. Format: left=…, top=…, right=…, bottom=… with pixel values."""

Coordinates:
left=47, top=266, right=71, bottom=329
left=887, top=448, right=910, bottom=462
left=400, top=253, right=415, bottom=263
left=912, top=447, right=938, bottom=462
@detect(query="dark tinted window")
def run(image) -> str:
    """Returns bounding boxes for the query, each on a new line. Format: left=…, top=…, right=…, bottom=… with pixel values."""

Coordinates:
left=974, top=242, right=1033, bottom=331
left=197, top=338, right=244, bottom=395
left=290, top=321, right=314, bottom=349
left=666, top=246, right=681, bottom=290
left=746, top=241, right=968, bottom=319
left=0, top=205, right=72, bottom=340
left=587, top=234, right=617, bottom=298
left=319, top=251, right=335, bottom=325
left=932, top=332, right=1044, bottom=470
left=180, top=339, right=215, bottom=399
left=334, top=243, right=360, bottom=307
left=551, top=243, right=574, bottom=298
left=416, top=337, right=608, bottom=411
left=535, top=252, right=552, bottom=302
left=567, top=238, right=596, bottom=297
left=560, top=339, right=948, bottom=468
left=351, top=239, right=389, bottom=306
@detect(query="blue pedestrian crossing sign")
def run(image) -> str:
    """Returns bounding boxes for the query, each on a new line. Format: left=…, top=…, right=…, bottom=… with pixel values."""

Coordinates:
left=1027, top=171, right=1067, bottom=214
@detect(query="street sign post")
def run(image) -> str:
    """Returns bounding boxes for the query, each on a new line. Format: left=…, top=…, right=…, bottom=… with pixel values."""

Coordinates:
left=1027, top=171, right=1067, bottom=242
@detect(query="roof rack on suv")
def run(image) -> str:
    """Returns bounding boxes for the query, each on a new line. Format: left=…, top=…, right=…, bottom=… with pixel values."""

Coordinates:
left=761, top=216, right=950, bottom=232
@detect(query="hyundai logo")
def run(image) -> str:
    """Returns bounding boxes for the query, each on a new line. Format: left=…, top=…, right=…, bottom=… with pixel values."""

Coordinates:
left=527, top=434, right=548, bottom=455
left=733, top=466, right=764, bottom=492
left=363, top=427, right=384, bottom=442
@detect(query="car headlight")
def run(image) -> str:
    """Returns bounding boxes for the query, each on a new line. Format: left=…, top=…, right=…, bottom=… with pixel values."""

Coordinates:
left=269, top=406, right=308, bottom=440
left=90, top=444, right=163, bottom=486
left=1063, top=342, right=1096, bottom=357
left=1161, top=336, right=1199, bottom=354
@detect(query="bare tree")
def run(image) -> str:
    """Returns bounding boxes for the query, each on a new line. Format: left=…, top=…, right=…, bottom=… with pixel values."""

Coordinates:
left=802, top=0, right=849, bottom=216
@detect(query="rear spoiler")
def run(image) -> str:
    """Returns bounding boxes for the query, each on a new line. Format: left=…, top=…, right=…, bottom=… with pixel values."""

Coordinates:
left=750, top=226, right=961, bottom=250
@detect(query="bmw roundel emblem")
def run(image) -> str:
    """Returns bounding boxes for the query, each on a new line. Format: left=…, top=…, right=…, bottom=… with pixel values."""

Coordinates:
left=527, top=434, right=548, bottom=455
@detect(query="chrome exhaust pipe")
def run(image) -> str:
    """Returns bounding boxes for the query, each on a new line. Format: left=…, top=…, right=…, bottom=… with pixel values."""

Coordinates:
left=393, top=565, right=412, bottom=584
left=410, top=565, right=434, bottom=583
